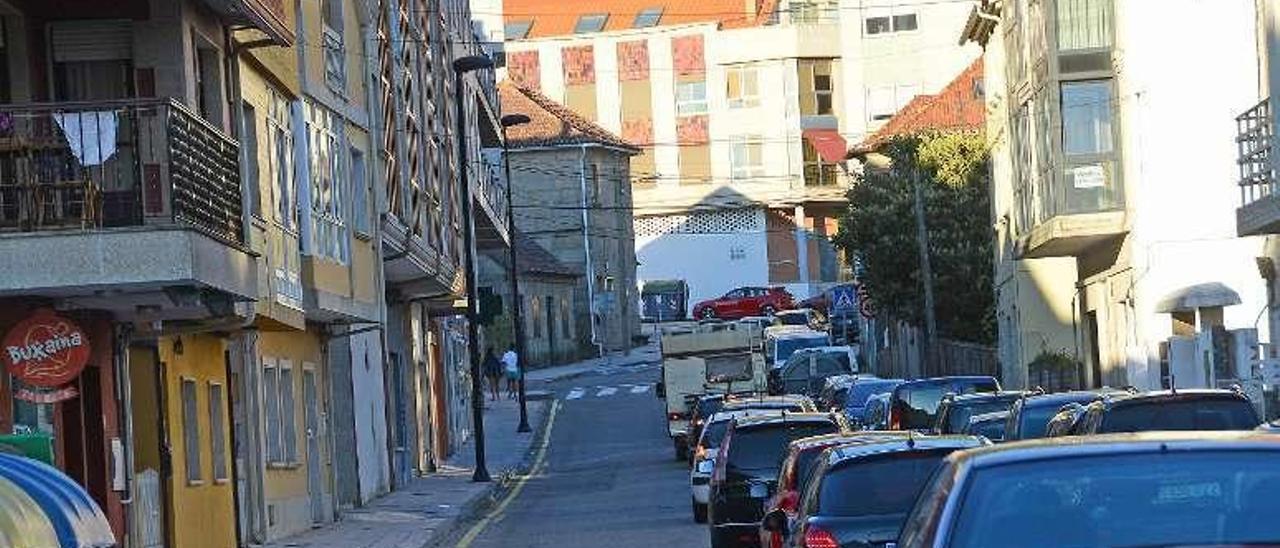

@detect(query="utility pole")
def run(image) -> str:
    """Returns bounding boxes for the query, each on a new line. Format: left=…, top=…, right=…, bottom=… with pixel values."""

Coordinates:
left=910, top=164, right=939, bottom=377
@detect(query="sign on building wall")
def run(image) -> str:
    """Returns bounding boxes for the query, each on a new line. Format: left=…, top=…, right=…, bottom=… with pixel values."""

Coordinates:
left=3, top=309, right=91, bottom=402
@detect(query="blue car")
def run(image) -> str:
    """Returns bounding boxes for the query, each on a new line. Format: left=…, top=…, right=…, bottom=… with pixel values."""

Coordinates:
left=842, top=377, right=904, bottom=429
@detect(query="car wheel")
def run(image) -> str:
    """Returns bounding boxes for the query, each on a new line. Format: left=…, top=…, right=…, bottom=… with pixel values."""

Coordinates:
left=761, top=305, right=776, bottom=316
left=692, top=498, right=708, bottom=523
left=700, top=307, right=716, bottom=320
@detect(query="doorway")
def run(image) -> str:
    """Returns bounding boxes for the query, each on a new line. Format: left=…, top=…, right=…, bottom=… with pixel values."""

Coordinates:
left=303, top=367, right=324, bottom=524
left=1086, top=312, right=1103, bottom=388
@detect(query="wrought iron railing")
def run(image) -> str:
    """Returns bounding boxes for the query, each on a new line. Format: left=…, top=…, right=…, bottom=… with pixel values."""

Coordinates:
left=0, top=98, right=243, bottom=244
left=1237, top=97, right=1274, bottom=207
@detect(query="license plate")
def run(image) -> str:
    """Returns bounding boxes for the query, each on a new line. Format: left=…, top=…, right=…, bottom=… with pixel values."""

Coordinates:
left=749, top=483, right=768, bottom=498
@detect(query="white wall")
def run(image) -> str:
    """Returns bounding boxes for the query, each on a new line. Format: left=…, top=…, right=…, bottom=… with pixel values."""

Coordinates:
left=635, top=210, right=770, bottom=306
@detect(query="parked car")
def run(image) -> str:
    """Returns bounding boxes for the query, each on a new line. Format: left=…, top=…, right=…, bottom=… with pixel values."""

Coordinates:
left=962, top=411, right=1009, bottom=442
left=691, top=409, right=785, bottom=523
left=687, top=394, right=729, bottom=463
left=764, top=435, right=988, bottom=548
left=694, top=287, right=795, bottom=320
left=896, top=431, right=1280, bottom=548
left=1003, top=389, right=1118, bottom=441
left=1044, top=401, right=1091, bottom=437
left=1071, top=388, right=1261, bottom=434
left=861, top=392, right=893, bottom=430
left=814, top=375, right=859, bottom=412
left=773, top=309, right=821, bottom=329
left=843, top=378, right=904, bottom=429
left=764, top=329, right=831, bottom=369
left=932, top=391, right=1026, bottom=435
left=722, top=394, right=820, bottom=414
left=758, top=432, right=909, bottom=548
left=768, top=349, right=855, bottom=397
left=888, top=376, right=1001, bottom=431
left=708, top=413, right=846, bottom=548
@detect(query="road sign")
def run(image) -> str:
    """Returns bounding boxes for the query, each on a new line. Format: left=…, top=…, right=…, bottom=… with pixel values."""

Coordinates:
left=831, top=285, right=857, bottom=313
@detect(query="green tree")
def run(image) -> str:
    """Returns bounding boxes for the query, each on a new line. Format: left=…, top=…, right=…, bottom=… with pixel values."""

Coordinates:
left=835, top=131, right=995, bottom=344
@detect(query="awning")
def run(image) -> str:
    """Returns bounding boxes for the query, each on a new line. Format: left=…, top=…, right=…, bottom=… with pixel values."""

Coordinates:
left=1155, top=282, right=1243, bottom=313
left=802, top=129, right=848, bottom=164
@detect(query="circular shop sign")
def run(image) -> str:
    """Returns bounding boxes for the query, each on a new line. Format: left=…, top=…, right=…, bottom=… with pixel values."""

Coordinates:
left=3, top=309, right=91, bottom=388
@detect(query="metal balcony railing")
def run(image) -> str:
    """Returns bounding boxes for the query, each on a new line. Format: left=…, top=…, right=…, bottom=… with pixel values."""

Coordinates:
left=1237, top=97, right=1274, bottom=206
left=0, top=98, right=243, bottom=244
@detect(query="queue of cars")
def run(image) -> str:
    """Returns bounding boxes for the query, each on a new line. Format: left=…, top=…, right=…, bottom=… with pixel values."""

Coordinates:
left=671, top=363, right=1277, bottom=547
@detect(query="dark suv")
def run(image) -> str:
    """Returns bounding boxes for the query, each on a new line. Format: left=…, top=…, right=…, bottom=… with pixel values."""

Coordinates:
left=888, top=376, right=1000, bottom=431
left=1004, top=390, right=1118, bottom=441
left=932, top=391, right=1026, bottom=434
left=708, top=413, right=846, bottom=548
left=1072, top=389, right=1261, bottom=434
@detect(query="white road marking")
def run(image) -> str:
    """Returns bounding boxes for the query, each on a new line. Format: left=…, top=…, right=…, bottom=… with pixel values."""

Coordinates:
left=596, top=386, right=617, bottom=397
left=630, top=385, right=650, bottom=394
left=566, top=389, right=585, bottom=400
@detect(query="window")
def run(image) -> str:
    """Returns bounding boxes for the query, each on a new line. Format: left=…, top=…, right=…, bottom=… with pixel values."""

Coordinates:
left=1061, top=80, right=1113, bottom=156
left=560, top=298, right=572, bottom=337
left=306, top=102, right=349, bottom=262
left=865, top=16, right=891, bottom=35
left=866, top=87, right=896, bottom=121
left=1057, top=0, right=1112, bottom=51
left=322, top=0, right=345, bottom=91
left=208, top=382, right=228, bottom=482
left=574, top=13, right=608, bottom=34
left=731, top=137, right=764, bottom=181
left=803, top=140, right=839, bottom=186
left=193, top=42, right=221, bottom=124
left=791, top=0, right=835, bottom=24
left=505, top=20, right=533, bottom=39
left=799, top=60, right=834, bottom=116
left=181, top=378, right=202, bottom=484
left=895, top=84, right=921, bottom=109
left=268, top=93, right=295, bottom=230
left=242, top=102, right=262, bottom=217
left=633, top=7, right=663, bottom=28
left=892, top=13, right=918, bottom=31
left=676, top=80, right=708, bottom=116
left=726, top=66, right=760, bottom=108
left=350, top=147, right=370, bottom=235
left=263, top=358, right=297, bottom=465
left=529, top=295, right=543, bottom=338
left=590, top=164, right=601, bottom=205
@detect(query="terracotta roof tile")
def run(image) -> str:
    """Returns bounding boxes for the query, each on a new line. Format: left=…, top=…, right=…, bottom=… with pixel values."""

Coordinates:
left=504, top=0, right=765, bottom=39
left=854, top=59, right=986, bottom=154
left=499, top=81, right=639, bottom=151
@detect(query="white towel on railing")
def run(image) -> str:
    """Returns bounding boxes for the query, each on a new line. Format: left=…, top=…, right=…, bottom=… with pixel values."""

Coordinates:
left=53, top=110, right=118, bottom=166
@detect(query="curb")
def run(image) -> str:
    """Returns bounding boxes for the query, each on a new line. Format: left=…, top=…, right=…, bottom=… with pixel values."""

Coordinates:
left=422, top=398, right=556, bottom=548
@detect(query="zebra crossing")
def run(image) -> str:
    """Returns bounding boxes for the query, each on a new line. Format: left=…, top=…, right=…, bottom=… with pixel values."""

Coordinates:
left=564, top=383, right=652, bottom=401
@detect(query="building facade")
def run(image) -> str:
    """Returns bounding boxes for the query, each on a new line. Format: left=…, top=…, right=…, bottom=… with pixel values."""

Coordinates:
left=498, top=83, right=641, bottom=356
left=478, top=232, right=581, bottom=366
left=498, top=0, right=979, bottom=306
left=968, top=0, right=1267, bottom=391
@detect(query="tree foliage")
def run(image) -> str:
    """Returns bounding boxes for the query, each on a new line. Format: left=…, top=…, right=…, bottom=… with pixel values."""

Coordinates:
left=835, top=131, right=995, bottom=344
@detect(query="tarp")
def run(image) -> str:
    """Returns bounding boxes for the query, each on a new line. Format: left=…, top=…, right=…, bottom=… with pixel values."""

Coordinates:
left=0, top=453, right=115, bottom=548
left=0, top=475, right=60, bottom=548
left=802, top=128, right=849, bottom=164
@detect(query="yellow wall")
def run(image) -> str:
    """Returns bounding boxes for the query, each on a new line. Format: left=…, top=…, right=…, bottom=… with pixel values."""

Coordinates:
left=157, top=334, right=235, bottom=548
left=128, top=347, right=161, bottom=474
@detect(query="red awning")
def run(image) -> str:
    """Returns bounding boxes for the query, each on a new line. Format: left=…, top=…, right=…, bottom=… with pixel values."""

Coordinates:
left=802, top=129, right=848, bottom=164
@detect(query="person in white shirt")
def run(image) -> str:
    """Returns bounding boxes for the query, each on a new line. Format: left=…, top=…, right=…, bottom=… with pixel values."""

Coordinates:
left=501, top=345, right=520, bottom=399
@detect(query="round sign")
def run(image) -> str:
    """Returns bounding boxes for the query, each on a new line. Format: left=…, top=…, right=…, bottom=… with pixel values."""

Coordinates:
left=3, top=309, right=91, bottom=388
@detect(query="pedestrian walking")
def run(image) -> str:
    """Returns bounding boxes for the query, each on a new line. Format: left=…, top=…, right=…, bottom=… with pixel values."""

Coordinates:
left=482, top=347, right=502, bottom=401
left=502, top=345, right=520, bottom=399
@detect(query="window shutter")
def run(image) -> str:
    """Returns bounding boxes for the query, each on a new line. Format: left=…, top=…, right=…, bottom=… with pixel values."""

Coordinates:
left=50, top=20, right=133, bottom=62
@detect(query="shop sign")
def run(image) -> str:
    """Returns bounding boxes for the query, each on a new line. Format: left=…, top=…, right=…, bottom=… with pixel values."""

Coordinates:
left=3, top=309, right=91, bottom=388
left=13, top=386, right=79, bottom=404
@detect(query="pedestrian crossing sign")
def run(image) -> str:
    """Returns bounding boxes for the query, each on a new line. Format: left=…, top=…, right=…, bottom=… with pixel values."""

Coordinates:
left=831, top=286, right=857, bottom=312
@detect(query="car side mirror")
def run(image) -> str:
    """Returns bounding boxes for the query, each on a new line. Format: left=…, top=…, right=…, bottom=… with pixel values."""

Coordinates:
left=762, top=508, right=788, bottom=533
left=655, top=382, right=665, bottom=399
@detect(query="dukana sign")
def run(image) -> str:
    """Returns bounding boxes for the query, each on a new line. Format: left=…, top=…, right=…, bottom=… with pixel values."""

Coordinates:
left=3, top=309, right=91, bottom=389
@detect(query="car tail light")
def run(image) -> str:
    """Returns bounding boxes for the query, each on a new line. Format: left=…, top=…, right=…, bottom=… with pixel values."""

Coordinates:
left=804, top=526, right=840, bottom=548
left=695, top=445, right=707, bottom=461
left=779, top=491, right=799, bottom=513
left=889, top=405, right=901, bottom=430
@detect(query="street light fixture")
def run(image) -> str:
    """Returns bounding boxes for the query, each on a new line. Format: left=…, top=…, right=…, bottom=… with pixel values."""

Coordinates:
left=500, top=113, right=533, bottom=433
left=454, top=54, right=495, bottom=483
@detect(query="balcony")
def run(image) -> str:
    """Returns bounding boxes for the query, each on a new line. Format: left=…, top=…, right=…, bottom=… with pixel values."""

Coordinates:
left=0, top=99, right=255, bottom=318
left=1014, top=158, right=1127, bottom=258
left=1236, top=98, right=1280, bottom=236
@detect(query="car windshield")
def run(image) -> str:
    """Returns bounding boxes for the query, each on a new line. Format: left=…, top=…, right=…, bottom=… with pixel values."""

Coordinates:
left=968, top=419, right=1005, bottom=440
left=777, top=313, right=808, bottom=326
left=701, top=420, right=731, bottom=448
left=896, top=380, right=998, bottom=430
left=793, top=448, right=827, bottom=494
left=818, top=450, right=951, bottom=516
left=1017, top=404, right=1069, bottom=439
left=1100, top=399, right=1260, bottom=432
left=847, top=380, right=900, bottom=409
left=945, top=398, right=1018, bottom=433
left=696, top=399, right=724, bottom=421
left=775, top=337, right=829, bottom=363
left=948, top=451, right=1280, bottom=548
left=727, top=422, right=840, bottom=473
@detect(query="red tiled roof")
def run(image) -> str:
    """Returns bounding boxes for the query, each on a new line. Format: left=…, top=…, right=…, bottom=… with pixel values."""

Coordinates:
left=503, top=0, right=766, bottom=39
left=499, top=82, right=639, bottom=151
left=854, top=59, right=986, bottom=154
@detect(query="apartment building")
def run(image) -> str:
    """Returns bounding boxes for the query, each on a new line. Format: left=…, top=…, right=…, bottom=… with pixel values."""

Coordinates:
left=967, top=0, right=1266, bottom=391
left=499, top=0, right=978, bottom=306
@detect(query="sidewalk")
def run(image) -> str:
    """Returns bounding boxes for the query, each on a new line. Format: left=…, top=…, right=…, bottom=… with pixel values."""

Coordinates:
left=261, top=396, right=549, bottom=548
left=259, top=346, right=659, bottom=548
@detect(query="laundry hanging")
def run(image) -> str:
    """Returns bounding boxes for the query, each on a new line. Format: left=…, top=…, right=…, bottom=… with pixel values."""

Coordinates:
left=52, top=110, right=118, bottom=166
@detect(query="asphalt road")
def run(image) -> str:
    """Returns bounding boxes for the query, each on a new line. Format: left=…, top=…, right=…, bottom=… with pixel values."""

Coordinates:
left=465, top=363, right=711, bottom=547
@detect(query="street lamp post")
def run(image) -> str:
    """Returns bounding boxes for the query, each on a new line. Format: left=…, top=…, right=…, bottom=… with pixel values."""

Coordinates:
left=500, top=113, right=532, bottom=433
left=454, top=54, right=495, bottom=483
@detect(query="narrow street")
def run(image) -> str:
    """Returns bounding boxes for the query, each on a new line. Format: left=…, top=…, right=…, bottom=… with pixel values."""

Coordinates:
left=464, top=363, right=709, bottom=547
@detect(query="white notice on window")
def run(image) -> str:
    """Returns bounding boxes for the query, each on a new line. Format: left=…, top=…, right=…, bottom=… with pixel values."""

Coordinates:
left=1072, top=165, right=1106, bottom=189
